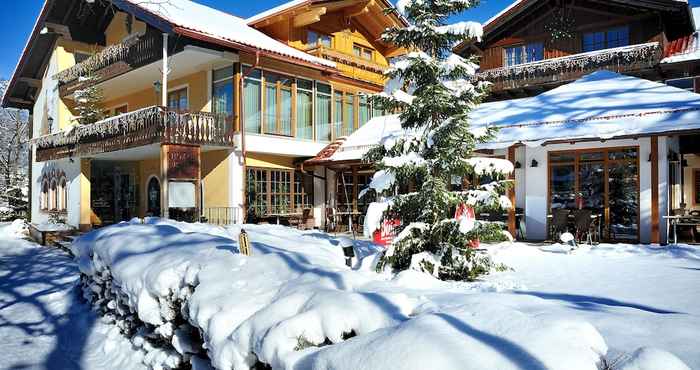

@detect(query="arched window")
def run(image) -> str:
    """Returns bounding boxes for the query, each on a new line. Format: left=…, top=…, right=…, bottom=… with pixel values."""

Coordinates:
left=49, top=179, right=57, bottom=210
left=58, top=177, right=67, bottom=211
left=41, top=179, right=49, bottom=210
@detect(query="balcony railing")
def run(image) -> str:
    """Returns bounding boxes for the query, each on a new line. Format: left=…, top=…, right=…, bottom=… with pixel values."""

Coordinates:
left=306, top=46, right=387, bottom=75
left=54, top=34, right=162, bottom=96
left=474, top=42, right=663, bottom=92
left=34, top=106, right=235, bottom=161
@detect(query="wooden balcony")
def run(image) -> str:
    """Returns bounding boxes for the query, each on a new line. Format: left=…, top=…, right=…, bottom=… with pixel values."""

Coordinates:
left=474, top=42, right=663, bottom=95
left=55, top=33, right=162, bottom=97
left=306, top=46, right=387, bottom=75
left=34, top=106, right=235, bottom=162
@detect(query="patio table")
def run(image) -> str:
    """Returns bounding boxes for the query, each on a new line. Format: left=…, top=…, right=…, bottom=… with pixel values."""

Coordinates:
left=664, top=215, right=700, bottom=244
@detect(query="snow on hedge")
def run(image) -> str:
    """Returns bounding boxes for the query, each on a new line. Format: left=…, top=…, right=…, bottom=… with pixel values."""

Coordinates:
left=72, top=219, right=682, bottom=369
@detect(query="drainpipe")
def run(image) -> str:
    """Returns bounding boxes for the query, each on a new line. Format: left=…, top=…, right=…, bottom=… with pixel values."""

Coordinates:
left=240, top=51, right=260, bottom=223
left=162, top=33, right=169, bottom=107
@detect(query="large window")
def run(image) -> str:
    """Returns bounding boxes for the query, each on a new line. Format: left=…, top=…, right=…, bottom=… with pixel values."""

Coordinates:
left=242, top=66, right=368, bottom=141
left=246, top=167, right=313, bottom=217
left=504, top=42, right=544, bottom=67
left=308, top=30, right=332, bottom=48
left=264, top=72, right=293, bottom=136
left=583, top=26, right=629, bottom=52
left=316, top=83, right=332, bottom=142
left=296, top=79, right=313, bottom=140
left=212, top=66, right=234, bottom=132
left=334, top=91, right=355, bottom=137
left=243, top=67, right=262, bottom=133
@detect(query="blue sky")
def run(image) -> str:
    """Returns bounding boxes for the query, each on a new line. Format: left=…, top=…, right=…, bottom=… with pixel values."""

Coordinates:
left=1, top=0, right=699, bottom=79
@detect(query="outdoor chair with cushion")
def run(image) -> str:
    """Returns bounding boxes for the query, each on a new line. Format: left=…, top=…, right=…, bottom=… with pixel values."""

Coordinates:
left=550, top=209, right=570, bottom=241
left=573, top=209, right=598, bottom=245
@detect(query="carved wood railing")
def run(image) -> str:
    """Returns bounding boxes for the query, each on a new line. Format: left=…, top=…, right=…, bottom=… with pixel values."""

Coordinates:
left=474, top=42, right=663, bottom=92
left=55, top=33, right=163, bottom=97
left=306, top=46, right=388, bottom=75
left=34, top=106, right=235, bottom=161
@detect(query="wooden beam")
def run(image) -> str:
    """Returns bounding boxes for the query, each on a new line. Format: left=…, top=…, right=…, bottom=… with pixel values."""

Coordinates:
left=18, top=77, right=42, bottom=88
left=293, top=7, right=327, bottom=27
left=345, top=0, right=374, bottom=18
left=651, top=136, right=660, bottom=244
left=44, top=22, right=72, bottom=40
left=507, top=145, right=517, bottom=239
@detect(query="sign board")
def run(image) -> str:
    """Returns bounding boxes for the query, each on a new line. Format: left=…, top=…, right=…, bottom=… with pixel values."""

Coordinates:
left=168, top=181, right=196, bottom=208
left=372, top=219, right=400, bottom=246
left=165, top=145, right=200, bottom=180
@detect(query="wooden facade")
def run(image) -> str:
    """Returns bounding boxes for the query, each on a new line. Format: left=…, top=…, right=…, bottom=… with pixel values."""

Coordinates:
left=458, top=0, right=694, bottom=100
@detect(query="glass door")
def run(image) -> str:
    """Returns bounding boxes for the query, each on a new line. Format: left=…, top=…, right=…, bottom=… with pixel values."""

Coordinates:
left=607, top=149, right=640, bottom=241
left=548, top=148, right=640, bottom=242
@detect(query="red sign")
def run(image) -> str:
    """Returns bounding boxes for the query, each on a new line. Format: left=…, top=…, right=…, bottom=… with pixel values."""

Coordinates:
left=373, top=219, right=401, bottom=246
left=455, top=204, right=480, bottom=249
left=165, top=145, right=200, bottom=180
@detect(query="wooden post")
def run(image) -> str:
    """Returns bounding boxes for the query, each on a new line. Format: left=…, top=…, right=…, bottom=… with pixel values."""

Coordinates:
left=507, top=145, right=517, bottom=239
left=651, top=136, right=660, bottom=244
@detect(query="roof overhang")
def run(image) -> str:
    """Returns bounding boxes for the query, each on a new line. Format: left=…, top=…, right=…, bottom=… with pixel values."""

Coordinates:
left=247, top=0, right=408, bottom=52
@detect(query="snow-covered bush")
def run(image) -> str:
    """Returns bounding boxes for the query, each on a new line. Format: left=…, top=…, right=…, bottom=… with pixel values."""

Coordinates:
left=71, top=219, right=622, bottom=370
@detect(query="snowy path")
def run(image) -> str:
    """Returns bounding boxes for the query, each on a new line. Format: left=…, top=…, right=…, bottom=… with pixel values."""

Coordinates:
left=0, top=223, right=144, bottom=370
left=488, top=243, right=700, bottom=368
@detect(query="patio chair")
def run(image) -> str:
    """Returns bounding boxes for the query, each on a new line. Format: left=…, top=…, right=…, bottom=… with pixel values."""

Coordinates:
left=573, top=209, right=597, bottom=245
left=550, top=209, right=570, bottom=241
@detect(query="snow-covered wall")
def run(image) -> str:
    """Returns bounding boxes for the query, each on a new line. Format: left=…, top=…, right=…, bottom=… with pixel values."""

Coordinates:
left=522, top=138, right=654, bottom=243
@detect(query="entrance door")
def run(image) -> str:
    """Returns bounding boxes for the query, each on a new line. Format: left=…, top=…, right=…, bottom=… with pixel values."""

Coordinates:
left=147, top=177, right=161, bottom=217
left=548, top=148, right=639, bottom=241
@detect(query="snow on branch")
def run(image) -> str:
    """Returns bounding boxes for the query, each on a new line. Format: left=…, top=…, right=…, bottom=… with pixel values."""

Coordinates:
left=464, top=157, right=514, bottom=176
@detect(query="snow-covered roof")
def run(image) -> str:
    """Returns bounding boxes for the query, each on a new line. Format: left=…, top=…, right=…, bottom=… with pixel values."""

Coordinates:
left=662, top=32, right=700, bottom=64
left=246, top=0, right=308, bottom=24
left=126, top=0, right=335, bottom=69
left=308, top=71, right=700, bottom=163
left=472, top=70, right=700, bottom=148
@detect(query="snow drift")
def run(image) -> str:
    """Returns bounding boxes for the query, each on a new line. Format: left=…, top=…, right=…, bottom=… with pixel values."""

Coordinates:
left=71, top=218, right=681, bottom=370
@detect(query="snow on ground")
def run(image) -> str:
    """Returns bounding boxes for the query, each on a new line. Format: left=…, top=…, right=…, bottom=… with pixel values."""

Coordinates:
left=487, top=242, right=700, bottom=369
left=0, top=221, right=146, bottom=370
left=2, top=218, right=698, bottom=369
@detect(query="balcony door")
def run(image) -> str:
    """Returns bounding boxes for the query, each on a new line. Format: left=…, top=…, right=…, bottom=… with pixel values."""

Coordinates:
left=548, top=148, right=639, bottom=241
left=168, top=88, right=188, bottom=112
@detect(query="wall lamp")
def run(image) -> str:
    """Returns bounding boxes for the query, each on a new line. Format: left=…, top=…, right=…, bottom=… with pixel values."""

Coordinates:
left=531, top=159, right=539, bottom=168
left=514, top=161, right=522, bottom=169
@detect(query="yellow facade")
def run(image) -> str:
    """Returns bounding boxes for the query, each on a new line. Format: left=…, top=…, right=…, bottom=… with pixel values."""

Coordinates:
left=246, top=153, right=296, bottom=170
left=202, top=150, right=231, bottom=207
left=105, top=12, right=147, bottom=46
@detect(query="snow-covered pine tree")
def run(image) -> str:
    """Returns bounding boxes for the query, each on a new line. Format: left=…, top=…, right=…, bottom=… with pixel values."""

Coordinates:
left=74, top=70, right=105, bottom=125
left=365, top=0, right=514, bottom=281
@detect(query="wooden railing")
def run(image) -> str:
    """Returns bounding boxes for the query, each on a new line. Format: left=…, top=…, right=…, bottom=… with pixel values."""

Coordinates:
left=55, top=33, right=162, bottom=96
left=474, top=42, right=663, bottom=93
left=34, top=106, right=236, bottom=161
left=201, top=207, right=242, bottom=226
left=306, top=46, right=387, bottom=74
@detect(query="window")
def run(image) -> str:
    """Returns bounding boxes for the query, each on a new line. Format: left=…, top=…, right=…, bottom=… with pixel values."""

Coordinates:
left=74, top=51, right=91, bottom=64
left=243, top=67, right=262, bottom=133
left=167, top=88, right=188, bottom=112
left=40, top=171, right=67, bottom=212
left=315, top=83, right=332, bottom=142
left=606, top=27, right=629, bottom=48
left=246, top=168, right=314, bottom=217
left=41, top=179, right=49, bottom=211
left=264, top=72, right=293, bottom=136
left=583, top=26, right=629, bottom=52
left=334, top=91, right=355, bottom=137
left=504, top=42, right=544, bottom=67
left=308, top=30, right=332, bottom=48
left=359, top=95, right=370, bottom=127
left=353, top=44, right=373, bottom=60
left=296, top=78, right=313, bottom=140
left=213, top=66, right=235, bottom=132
